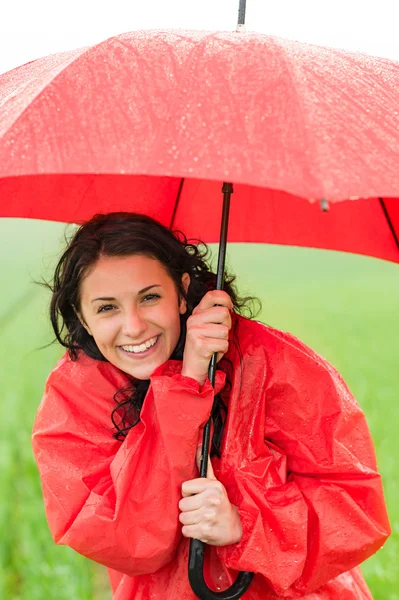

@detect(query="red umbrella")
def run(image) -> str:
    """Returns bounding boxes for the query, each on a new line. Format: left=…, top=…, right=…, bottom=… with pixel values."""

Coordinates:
left=0, top=30, right=398, bottom=262
left=1, top=23, right=399, bottom=600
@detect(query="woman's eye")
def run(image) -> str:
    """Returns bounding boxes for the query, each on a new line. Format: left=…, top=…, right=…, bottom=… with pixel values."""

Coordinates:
left=97, top=304, right=115, bottom=313
left=142, top=293, right=161, bottom=302
left=96, top=295, right=160, bottom=313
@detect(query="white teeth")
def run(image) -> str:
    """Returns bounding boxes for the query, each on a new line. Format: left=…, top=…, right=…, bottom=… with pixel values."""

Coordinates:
left=121, top=336, right=158, bottom=354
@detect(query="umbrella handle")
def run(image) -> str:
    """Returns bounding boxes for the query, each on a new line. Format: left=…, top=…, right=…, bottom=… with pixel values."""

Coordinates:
left=187, top=184, right=255, bottom=599
left=189, top=538, right=254, bottom=599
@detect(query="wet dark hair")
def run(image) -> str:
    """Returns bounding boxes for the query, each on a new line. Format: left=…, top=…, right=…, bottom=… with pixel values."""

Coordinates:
left=48, top=212, right=261, bottom=457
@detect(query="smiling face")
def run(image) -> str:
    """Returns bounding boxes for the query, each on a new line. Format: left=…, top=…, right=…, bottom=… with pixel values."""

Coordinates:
left=78, top=254, right=190, bottom=380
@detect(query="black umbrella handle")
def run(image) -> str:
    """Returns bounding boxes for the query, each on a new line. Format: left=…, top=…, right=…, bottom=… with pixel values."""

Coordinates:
left=188, top=183, right=254, bottom=599
left=189, top=538, right=254, bottom=599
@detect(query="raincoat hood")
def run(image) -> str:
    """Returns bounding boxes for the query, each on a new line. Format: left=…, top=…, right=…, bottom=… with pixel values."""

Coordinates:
left=32, top=314, right=390, bottom=599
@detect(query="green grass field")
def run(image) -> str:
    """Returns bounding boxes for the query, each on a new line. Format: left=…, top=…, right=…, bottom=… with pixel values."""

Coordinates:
left=0, top=219, right=397, bottom=599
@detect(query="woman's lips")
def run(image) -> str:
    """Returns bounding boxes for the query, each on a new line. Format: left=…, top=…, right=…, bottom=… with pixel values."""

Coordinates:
left=118, top=335, right=160, bottom=359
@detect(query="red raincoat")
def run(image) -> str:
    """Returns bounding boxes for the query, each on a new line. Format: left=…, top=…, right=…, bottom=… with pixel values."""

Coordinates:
left=32, top=314, right=390, bottom=599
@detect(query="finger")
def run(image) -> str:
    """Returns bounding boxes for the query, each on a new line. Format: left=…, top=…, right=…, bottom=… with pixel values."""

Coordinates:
left=205, top=457, right=216, bottom=480
left=181, top=523, right=202, bottom=540
left=216, top=351, right=226, bottom=363
left=196, top=291, right=233, bottom=312
left=188, top=323, right=230, bottom=339
left=181, top=478, right=219, bottom=497
left=179, top=508, right=203, bottom=525
left=196, top=447, right=216, bottom=480
left=202, top=310, right=232, bottom=330
left=179, top=493, right=204, bottom=512
left=185, top=334, right=229, bottom=360
left=192, top=306, right=232, bottom=327
left=182, top=522, right=214, bottom=543
left=200, top=306, right=231, bottom=325
left=199, top=338, right=229, bottom=359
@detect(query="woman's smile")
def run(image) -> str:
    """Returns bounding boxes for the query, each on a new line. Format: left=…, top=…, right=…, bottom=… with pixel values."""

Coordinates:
left=118, top=334, right=160, bottom=358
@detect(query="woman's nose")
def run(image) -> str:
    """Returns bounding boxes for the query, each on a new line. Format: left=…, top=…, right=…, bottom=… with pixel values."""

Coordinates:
left=121, top=308, right=147, bottom=338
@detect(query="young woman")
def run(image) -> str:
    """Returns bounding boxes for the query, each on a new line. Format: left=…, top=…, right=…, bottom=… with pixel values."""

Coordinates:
left=33, top=212, right=390, bottom=600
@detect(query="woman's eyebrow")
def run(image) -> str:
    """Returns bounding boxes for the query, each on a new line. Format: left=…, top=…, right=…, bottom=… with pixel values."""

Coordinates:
left=91, top=285, right=162, bottom=303
left=138, top=284, right=162, bottom=295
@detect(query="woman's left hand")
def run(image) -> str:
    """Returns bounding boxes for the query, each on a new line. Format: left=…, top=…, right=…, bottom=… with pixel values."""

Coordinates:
left=178, top=450, right=243, bottom=546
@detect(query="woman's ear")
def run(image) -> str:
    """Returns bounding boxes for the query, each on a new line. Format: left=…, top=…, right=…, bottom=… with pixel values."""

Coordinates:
left=179, top=272, right=191, bottom=315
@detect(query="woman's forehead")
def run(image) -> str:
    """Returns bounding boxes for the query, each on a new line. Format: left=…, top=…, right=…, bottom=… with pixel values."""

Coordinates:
left=80, top=255, right=172, bottom=295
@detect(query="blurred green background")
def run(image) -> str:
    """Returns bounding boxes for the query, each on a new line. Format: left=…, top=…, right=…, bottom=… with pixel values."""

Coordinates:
left=0, top=218, right=397, bottom=599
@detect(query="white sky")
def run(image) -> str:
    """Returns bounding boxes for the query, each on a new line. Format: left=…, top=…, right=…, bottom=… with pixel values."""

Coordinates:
left=1, top=0, right=399, bottom=75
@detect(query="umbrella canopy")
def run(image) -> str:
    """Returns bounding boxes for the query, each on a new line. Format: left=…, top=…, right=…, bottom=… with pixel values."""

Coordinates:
left=0, top=29, right=398, bottom=262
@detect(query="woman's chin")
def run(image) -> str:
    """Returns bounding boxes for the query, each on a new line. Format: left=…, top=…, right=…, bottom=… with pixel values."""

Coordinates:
left=117, top=351, right=169, bottom=380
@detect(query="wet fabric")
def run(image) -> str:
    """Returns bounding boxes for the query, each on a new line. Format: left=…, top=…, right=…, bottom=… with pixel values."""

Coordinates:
left=32, top=314, right=390, bottom=599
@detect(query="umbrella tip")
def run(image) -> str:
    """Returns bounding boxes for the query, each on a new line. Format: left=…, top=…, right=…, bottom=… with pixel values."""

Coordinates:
left=237, top=0, right=246, bottom=31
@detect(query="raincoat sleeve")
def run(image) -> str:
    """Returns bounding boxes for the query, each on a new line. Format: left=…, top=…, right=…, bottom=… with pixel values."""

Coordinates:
left=32, top=354, right=226, bottom=576
left=216, top=328, right=391, bottom=597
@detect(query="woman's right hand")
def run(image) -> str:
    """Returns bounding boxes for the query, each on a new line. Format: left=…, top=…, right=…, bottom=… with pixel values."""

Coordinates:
left=181, top=290, right=233, bottom=386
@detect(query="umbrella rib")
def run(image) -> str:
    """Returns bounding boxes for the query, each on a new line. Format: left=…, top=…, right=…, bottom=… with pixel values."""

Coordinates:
left=169, top=178, right=185, bottom=230
left=379, top=198, right=399, bottom=252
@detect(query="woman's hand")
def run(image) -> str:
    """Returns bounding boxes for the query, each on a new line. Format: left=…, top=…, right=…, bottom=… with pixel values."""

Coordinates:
left=178, top=449, right=243, bottom=547
left=182, top=290, right=233, bottom=386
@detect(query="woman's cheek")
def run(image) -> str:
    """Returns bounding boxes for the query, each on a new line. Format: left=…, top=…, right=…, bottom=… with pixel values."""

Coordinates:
left=93, top=316, right=118, bottom=344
